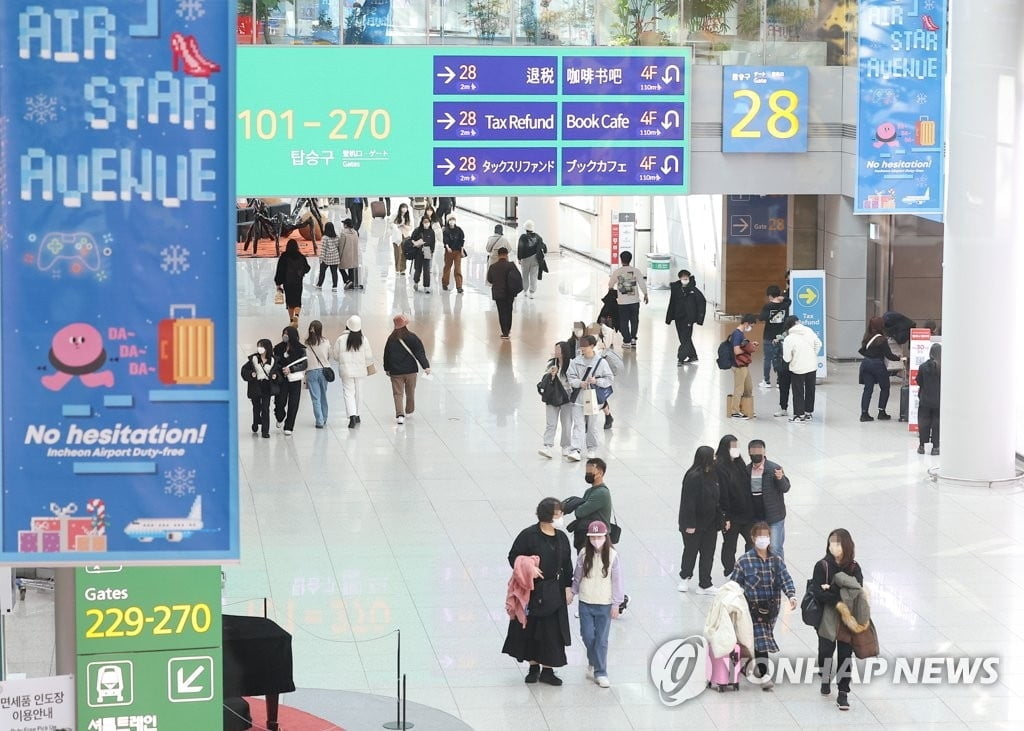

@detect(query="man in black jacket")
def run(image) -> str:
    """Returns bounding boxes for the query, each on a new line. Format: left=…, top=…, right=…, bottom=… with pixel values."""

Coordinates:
left=665, top=270, right=707, bottom=366
left=915, top=343, right=941, bottom=455
left=748, top=439, right=790, bottom=559
left=517, top=221, right=546, bottom=298
left=486, top=248, right=522, bottom=339
left=758, top=285, right=791, bottom=388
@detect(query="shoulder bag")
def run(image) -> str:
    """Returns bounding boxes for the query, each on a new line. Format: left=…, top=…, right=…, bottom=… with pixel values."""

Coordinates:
left=398, top=338, right=424, bottom=371
left=800, top=560, right=828, bottom=628
left=594, top=356, right=614, bottom=405
left=309, top=346, right=335, bottom=383
left=528, top=535, right=565, bottom=617
left=256, top=360, right=281, bottom=396
left=608, top=508, right=622, bottom=544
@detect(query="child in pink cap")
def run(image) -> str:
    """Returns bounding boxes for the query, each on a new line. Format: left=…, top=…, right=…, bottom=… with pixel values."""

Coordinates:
left=570, top=520, right=625, bottom=688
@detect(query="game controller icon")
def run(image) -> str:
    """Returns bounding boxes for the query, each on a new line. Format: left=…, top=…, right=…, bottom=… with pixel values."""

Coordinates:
left=38, top=233, right=101, bottom=271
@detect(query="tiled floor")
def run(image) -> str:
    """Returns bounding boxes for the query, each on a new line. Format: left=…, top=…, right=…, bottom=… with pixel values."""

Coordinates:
left=9, top=203, right=1024, bottom=728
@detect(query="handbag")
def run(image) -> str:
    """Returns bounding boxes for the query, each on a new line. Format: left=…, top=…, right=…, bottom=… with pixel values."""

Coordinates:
left=309, top=347, right=335, bottom=383
left=801, top=560, right=828, bottom=628
left=274, top=289, right=284, bottom=305
left=366, top=364, right=377, bottom=376
left=537, top=367, right=569, bottom=407
left=594, top=356, right=613, bottom=405
left=608, top=509, right=622, bottom=544
left=581, top=388, right=600, bottom=416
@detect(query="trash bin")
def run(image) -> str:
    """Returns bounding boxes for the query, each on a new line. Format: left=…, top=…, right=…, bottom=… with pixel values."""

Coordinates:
left=646, top=253, right=673, bottom=289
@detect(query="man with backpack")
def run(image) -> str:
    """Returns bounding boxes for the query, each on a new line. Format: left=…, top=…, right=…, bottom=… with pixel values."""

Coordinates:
left=486, top=247, right=523, bottom=340
left=517, top=220, right=547, bottom=298
left=718, top=314, right=759, bottom=419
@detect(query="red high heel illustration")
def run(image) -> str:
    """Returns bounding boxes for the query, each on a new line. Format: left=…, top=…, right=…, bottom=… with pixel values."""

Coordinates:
left=170, top=31, right=221, bottom=78
left=921, top=15, right=940, bottom=32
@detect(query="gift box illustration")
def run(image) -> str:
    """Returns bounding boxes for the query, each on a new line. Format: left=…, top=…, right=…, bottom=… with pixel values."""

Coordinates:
left=20, top=499, right=109, bottom=553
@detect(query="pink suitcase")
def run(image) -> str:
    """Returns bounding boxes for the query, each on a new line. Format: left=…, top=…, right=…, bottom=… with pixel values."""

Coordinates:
left=706, top=643, right=742, bottom=692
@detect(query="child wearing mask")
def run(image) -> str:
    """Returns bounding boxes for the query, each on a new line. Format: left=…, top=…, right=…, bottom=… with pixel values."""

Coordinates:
left=571, top=521, right=624, bottom=689
left=729, top=521, right=797, bottom=690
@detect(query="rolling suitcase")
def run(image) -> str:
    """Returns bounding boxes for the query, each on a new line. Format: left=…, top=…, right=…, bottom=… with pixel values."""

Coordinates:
left=158, top=305, right=215, bottom=385
left=899, top=384, right=910, bottom=422
left=706, top=643, right=742, bottom=692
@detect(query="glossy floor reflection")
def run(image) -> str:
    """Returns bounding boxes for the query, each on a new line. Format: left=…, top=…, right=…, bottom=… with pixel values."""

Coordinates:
left=9, top=206, right=1022, bottom=729
left=225, top=206, right=1024, bottom=728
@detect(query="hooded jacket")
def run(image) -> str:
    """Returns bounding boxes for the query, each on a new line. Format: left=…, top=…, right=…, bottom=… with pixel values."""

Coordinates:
left=818, top=570, right=874, bottom=657
left=704, top=580, right=756, bottom=661
left=666, top=278, right=707, bottom=326
left=782, top=322, right=822, bottom=375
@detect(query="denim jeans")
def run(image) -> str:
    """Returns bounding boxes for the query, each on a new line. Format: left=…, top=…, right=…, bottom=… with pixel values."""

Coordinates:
left=578, top=601, right=612, bottom=677
left=762, top=340, right=781, bottom=383
left=306, top=368, right=329, bottom=427
left=769, top=520, right=786, bottom=561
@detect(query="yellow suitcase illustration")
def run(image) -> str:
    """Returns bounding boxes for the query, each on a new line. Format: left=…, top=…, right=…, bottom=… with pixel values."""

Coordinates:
left=158, top=305, right=215, bottom=385
left=915, top=116, right=936, bottom=146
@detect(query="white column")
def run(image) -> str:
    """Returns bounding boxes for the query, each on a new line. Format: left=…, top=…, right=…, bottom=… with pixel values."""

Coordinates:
left=939, top=0, right=1022, bottom=482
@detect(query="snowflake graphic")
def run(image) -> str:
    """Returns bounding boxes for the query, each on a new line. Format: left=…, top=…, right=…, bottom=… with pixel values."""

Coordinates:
left=95, top=269, right=109, bottom=282
left=160, top=244, right=191, bottom=274
left=176, top=0, right=206, bottom=22
left=24, top=94, right=58, bottom=124
left=102, top=233, right=114, bottom=244
left=915, top=93, right=929, bottom=105
left=164, top=467, right=197, bottom=497
left=923, top=0, right=937, bottom=10
left=915, top=174, right=930, bottom=187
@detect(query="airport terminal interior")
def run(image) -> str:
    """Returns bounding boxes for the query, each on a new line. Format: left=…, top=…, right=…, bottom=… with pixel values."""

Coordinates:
left=5, top=0, right=1024, bottom=729
left=8, top=201, right=1024, bottom=728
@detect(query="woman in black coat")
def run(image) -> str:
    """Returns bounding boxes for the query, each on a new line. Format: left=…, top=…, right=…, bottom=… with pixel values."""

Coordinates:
left=502, top=497, right=574, bottom=686
left=858, top=316, right=902, bottom=421
left=272, top=326, right=307, bottom=436
left=274, top=239, right=310, bottom=326
left=678, top=446, right=724, bottom=594
left=410, top=215, right=436, bottom=292
left=240, top=338, right=281, bottom=438
left=715, top=434, right=754, bottom=576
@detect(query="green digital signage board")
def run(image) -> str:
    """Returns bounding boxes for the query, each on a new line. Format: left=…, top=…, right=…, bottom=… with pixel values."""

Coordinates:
left=76, top=566, right=222, bottom=730
left=237, top=46, right=691, bottom=196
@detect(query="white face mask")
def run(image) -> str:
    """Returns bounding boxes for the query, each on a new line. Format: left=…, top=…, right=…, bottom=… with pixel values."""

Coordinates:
left=745, top=325, right=753, bottom=333
left=729, top=447, right=741, bottom=459
left=574, top=329, right=584, bottom=337
left=829, top=543, right=844, bottom=558
left=551, top=516, right=566, bottom=530
left=754, top=536, right=771, bottom=550
left=256, top=347, right=265, bottom=355
left=680, top=278, right=690, bottom=286
left=590, top=537, right=606, bottom=550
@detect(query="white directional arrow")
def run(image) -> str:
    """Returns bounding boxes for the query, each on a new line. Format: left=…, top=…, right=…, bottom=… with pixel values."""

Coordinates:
left=436, top=112, right=456, bottom=130
left=661, top=64, right=680, bottom=84
left=662, top=110, right=681, bottom=129
left=436, top=66, right=456, bottom=84
left=435, top=158, right=455, bottom=175
left=660, top=155, right=680, bottom=175
left=176, top=666, right=205, bottom=695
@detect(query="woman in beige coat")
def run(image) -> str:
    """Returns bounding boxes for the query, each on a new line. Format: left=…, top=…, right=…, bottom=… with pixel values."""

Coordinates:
left=338, top=218, right=361, bottom=290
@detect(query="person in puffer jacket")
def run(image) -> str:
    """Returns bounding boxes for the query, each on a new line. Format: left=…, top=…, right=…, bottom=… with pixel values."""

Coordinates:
left=782, top=316, right=822, bottom=423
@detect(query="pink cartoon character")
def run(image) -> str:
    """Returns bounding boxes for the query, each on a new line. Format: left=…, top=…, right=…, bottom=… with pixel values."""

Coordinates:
left=874, top=122, right=900, bottom=148
left=42, top=323, right=115, bottom=391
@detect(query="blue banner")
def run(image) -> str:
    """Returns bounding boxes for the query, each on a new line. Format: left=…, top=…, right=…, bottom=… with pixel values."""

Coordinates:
left=856, top=0, right=946, bottom=215
left=0, top=1, right=237, bottom=563
left=722, top=66, right=808, bottom=153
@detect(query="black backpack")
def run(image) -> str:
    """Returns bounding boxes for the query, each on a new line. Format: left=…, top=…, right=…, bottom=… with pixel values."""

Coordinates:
left=716, top=339, right=734, bottom=370
left=537, top=370, right=569, bottom=407
left=402, top=237, right=417, bottom=260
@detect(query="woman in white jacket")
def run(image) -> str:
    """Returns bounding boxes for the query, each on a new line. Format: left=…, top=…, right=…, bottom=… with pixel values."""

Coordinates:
left=331, top=315, right=375, bottom=428
left=781, top=315, right=822, bottom=423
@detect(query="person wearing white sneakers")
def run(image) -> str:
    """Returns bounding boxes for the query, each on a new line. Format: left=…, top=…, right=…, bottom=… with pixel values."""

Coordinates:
left=571, top=520, right=624, bottom=689
left=677, top=446, right=724, bottom=595
left=729, top=521, right=798, bottom=690
left=566, top=335, right=614, bottom=462
left=538, top=342, right=573, bottom=458
left=382, top=314, right=430, bottom=425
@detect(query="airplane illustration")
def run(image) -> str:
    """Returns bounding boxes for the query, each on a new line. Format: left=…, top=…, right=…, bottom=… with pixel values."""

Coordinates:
left=124, top=496, right=203, bottom=543
left=901, top=187, right=931, bottom=206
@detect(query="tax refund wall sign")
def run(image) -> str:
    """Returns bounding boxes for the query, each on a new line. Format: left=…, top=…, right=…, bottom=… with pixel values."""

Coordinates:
left=0, top=2, right=238, bottom=563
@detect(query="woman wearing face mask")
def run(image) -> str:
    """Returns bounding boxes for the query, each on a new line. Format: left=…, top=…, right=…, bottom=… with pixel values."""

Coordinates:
left=240, top=338, right=281, bottom=438
left=567, top=321, right=587, bottom=357
left=502, top=497, right=574, bottom=686
left=571, top=521, right=624, bottom=689
left=730, top=521, right=798, bottom=689
left=390, top=203, right=412, bottom=276
left=678, top=446, right=725, bottom=594
left=410, top=214, right=436, bottom=293
left=810, top=529, right=864, bottom=711
left=272, top=326, right=307, bottom=436
left=715, top=435, right=753, bottom=576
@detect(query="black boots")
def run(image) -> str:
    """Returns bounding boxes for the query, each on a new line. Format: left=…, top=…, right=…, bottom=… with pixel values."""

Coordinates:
left=877, top=411, right=892, bottom=420
left=860, top=412, right=874, bottom=422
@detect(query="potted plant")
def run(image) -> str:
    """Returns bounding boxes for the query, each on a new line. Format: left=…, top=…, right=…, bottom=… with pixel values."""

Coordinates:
left=610, top=0, right=663, bottom=45
left=660, top=0, right=736, bottom=34
left=738, top=0, right=816, bottom=40
left=465, top=0, right=510, bottom=43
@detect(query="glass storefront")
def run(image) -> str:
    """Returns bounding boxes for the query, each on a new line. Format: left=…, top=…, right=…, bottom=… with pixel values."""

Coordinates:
left=236, top=0, right=861, bottom=66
